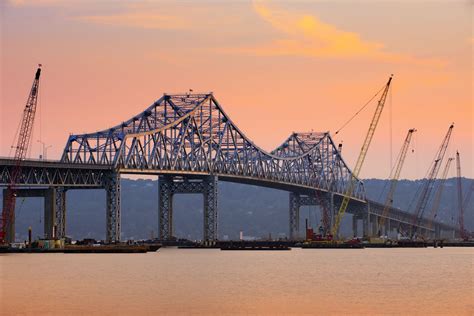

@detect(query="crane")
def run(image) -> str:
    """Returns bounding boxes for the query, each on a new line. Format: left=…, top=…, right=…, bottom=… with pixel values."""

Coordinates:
left=410, top=124, right=454, bottom=239
left=456, top=151, right=468, bottom=240
left=331, top=75, right=393, bottom=237
left=426, top=157, right=454, bottom=231
left=0, top=65, right=42, bottom=245
left=377, top=128, right=416, bottom=236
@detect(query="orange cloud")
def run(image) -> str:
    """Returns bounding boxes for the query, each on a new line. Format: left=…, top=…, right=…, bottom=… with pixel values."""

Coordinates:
left=248, top=0, right=446, bottom=67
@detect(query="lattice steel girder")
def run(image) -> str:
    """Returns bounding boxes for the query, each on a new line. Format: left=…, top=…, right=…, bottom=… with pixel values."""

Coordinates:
left=367, top=200, right=458, bottom=233
left=55, top=187, right=67, bottom=238
left=158, top=176, right=173, bottom=240
left=60, top=93, right=366, bottom=201
left=0, top=159, right=110, bottom=187
left=289, top=192, right=300, bottom=240
left=105, top=172, right=121, bottom=243
left=158, top=175, right=218, bottom=241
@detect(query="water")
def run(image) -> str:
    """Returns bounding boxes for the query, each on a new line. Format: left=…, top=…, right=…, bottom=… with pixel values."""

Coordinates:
left=1, top=247, right=472, bottom=315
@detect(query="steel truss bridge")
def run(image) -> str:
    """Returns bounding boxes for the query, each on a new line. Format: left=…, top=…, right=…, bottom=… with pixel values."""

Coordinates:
left=0, top=93, right=459, bottom=242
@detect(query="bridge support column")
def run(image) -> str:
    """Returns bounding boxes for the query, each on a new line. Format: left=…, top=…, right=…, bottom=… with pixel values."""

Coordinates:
left=2, top=190, right=15, bottom=243
left=54, top=187, right=67, bottom=238
left=203, top=176, right=218, bottom=241
left=105, top=172, right=121, bottom=243
left=44, top=188, right=57, bottom=239
left=289, top=193, right=300, bottom=240
left=362, top=214, right=369, bottom=237
left=352, top=216, right=358, bottom=237
left=158, top=176, right=173, bottom=240
left=158, top=176, right=219, bottom=241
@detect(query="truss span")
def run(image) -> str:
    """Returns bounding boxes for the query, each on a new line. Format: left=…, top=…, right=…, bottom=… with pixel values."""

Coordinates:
left=61, top=93, right=365, bottom=200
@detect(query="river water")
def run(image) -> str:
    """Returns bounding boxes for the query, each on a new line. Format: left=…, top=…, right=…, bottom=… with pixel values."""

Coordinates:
left=1, top=247, right=472, bottom=315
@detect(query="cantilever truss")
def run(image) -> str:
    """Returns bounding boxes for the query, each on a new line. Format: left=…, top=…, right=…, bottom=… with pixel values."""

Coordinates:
left=61, top=93, right=365, bottom=200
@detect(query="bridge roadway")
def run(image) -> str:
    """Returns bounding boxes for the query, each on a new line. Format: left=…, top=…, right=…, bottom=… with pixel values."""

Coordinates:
left=0, top=157, right=458, bottom=242
left=0, top=93, right=459, bottom=242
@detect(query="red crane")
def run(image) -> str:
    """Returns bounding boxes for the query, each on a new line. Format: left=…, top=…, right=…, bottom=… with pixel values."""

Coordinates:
left=0, top=65, right=42, bottom=245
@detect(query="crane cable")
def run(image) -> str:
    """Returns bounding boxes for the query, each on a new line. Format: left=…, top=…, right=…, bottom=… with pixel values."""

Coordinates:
left=334, top=84, right=386, bottom=135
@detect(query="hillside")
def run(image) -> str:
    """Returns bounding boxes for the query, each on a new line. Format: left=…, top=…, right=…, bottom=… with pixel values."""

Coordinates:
left=5, top=178, right=473, bottom=241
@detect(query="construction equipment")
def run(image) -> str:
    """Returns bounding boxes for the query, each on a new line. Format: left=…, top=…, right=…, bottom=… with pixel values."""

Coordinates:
left=426, top=157, right=454, bottom=231
left=456, top=151, right=468, bottom=240
left=410, top=124, right=454, bottom=239
left=377, top=128, right=416, bottom=236
left=331, top=76, right=393, bottom=237
left=0, top=65, right=42, bottom=245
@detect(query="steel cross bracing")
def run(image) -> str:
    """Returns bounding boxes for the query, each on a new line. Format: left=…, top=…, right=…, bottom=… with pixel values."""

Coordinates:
left=61, top=93, right=365, bottom=200
left=158, top=176, right=218, bottom=241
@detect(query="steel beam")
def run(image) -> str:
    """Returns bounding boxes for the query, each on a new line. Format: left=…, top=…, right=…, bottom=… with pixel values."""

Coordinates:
left=105, top=172, right=121, bottom=243
left=289, top=192, right=300, bottom=240
left=55, top=187, right=67, bottom=238
left=158, top=175, right=219, bottom=241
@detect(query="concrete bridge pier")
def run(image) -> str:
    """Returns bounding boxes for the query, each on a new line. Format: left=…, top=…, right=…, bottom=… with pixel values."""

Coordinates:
left=105, top=172, right=121, bottom=243
left=158, top=175, right=218, bottom=241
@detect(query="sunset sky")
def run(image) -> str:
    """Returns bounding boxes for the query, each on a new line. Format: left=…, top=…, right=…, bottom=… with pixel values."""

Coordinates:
left=0, top=0, right=472, bottom=179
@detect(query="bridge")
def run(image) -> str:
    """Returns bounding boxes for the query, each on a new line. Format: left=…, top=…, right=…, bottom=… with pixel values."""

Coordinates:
left=0, top=93, right=459, bottom=242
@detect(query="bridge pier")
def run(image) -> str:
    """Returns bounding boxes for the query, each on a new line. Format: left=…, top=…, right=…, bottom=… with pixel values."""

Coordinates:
left=105, top=172, right=121, bottom=243
left=289, top=193, right=300, bottom=240
left=362, top=215, right=369, bottom=237
left=352, top=216, right=358, bottom=237
left=2, top=188, right=65, bottom=241
left=289, top=192, right=332, bottom=240
left=158, top=175, right=218, bottom=241
left=55, top=187, right=67, bottom=238
left=2, top=191, right=15, bottom=243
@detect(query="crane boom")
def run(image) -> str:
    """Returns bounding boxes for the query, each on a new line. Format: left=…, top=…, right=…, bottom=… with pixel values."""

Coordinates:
left=0, top=66, right=42, bottom=244
left=410, top=124, right=454, bottom=238
left=331, top=76, right=393, bottom=236
left=377, top=128, right=416, bottom=235
left=426, top=157, right=454, bottom=230
left=456, top=151, right=467, bottom=240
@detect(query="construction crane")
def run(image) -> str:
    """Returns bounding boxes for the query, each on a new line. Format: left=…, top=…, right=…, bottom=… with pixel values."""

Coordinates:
left=426, top=157, right=454, bottom=231
left=0, top=65, right=42, bottom=245
left=377, top=128, right=416, bottom=236
left=331, top=75, right=393, bottom=237
left=410, top=124, right=454, bottom=239
left=456, top=151, right=468, bottom=240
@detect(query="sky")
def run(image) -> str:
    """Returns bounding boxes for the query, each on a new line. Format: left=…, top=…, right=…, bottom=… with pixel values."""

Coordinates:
left=0, top=0, right=472, bottom=179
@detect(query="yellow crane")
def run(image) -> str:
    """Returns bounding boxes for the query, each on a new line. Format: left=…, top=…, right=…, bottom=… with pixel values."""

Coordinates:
left=377, top=128, right=416, bottom=236
left=426, top=157, right=454, bottom=231
left=331, top=76, right=393, bottom=237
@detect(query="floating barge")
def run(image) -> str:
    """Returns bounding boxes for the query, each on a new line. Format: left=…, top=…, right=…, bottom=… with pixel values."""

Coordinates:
left=220, top=241, right=291, bottom=251
left=0, top=244, right=161, bottom=254
left=300, top=241, right=364, bottom=249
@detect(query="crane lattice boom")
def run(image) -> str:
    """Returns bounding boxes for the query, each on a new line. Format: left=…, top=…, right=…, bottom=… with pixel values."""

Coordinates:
left=410, top=124, right=453, bottom=239
left=377, top=128, right=416, bottom=235
left=331, top=76, right=393, bottom=236
left=0, top=66, right=41, bottom=244
left=427, top=157, right=454, bottom=230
